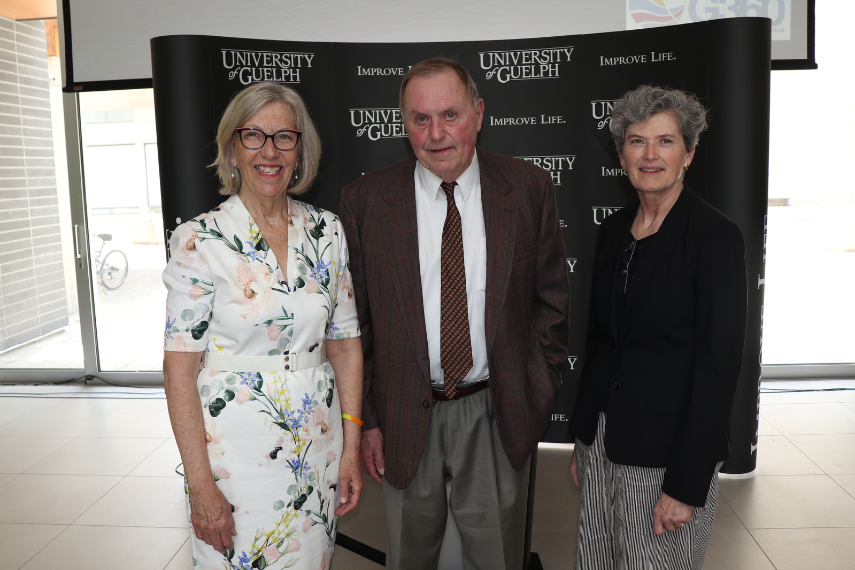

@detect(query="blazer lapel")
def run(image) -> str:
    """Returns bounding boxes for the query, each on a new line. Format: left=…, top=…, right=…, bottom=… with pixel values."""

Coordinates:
left=377, top=158, right=432, bottom=385
left=480, top=151, right=517, bottom=355
left=622, top=189, right=693, bottom=320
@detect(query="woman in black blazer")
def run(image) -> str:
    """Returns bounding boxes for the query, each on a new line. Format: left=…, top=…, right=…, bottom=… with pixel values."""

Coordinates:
left=569, top=86, right=747, bottom=570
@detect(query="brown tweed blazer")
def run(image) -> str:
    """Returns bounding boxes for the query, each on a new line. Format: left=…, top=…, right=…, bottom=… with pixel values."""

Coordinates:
left=339, top=149, right=570, bottom=489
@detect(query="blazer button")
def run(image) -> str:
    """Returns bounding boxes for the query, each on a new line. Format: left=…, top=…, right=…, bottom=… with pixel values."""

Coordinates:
left=611, top=381, right=621, bottom=390
left=422, top=400, right=430, bottom=409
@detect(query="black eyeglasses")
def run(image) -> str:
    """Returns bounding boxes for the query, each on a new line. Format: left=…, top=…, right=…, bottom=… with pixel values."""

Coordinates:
left=617, top=238, right=637, bottom=294
left=235, top=128, right=302, bottom=151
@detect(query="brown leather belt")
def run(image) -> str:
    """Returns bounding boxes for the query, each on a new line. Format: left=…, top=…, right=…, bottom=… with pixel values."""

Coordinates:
left=431, top=382, right=488, bottom=401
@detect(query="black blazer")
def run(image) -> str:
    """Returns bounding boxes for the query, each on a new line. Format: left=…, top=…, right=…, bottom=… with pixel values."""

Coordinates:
left=569, top=188, right=747, bottom=507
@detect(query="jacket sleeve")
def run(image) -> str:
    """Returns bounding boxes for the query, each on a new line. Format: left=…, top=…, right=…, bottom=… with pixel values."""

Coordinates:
left=338, top=184, right=379, bottom=431
left=662, top=221, right=748, bottom=506
left=529, top=171, right=571, bottom=400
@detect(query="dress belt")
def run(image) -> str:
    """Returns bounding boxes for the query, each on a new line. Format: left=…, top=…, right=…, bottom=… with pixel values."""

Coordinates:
left=430, top=376, right=490, bottom=401
left=202, top=347, right=326, bottom=373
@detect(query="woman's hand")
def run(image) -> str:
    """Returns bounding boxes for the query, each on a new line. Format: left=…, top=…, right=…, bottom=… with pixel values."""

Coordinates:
left=188, top=482, right=237, bottom=553
left=653, top=492, right=694, bottom=535
left=335, top=446, right=365, bottom=516
left=569, top=448, right=580, bottom=488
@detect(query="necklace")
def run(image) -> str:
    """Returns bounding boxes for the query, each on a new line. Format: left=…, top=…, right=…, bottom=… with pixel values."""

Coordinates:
left=633, top=208, right=665, bottom=240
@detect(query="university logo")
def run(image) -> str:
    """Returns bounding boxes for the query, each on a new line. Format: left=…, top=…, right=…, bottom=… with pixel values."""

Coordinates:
left=592, top=206, right=623, bottom=225
left=567, top=355, right=578, bottom=370
left=626, top=0, right=791, bottom=40
left=516, top=155, right=575, bottom=186
left=591, top=100, right=617, bottom=130
left=221, top=50, right=314, bottom=85
left=349, top=108, right=407, bottom=141
left=566, top=258, right=577, bottom=273
left=479, top=47, right=574, bottom=83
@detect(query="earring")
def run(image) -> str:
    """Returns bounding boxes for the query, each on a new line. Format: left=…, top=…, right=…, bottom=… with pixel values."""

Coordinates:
left=295, top=165, right=299, bottom=181
left=684, top=164, right=689, bottom=171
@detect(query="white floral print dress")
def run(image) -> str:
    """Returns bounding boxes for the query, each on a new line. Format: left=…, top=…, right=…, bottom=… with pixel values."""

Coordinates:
left=163, top=194, right=359, bottom=570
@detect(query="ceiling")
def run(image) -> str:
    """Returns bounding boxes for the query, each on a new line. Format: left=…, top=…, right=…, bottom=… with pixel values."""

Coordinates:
left=0, top=0, right=57, bottom=20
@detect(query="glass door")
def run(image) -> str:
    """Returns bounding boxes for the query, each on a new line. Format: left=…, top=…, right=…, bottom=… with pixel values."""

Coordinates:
left=77, top=89, right=166, bottom=372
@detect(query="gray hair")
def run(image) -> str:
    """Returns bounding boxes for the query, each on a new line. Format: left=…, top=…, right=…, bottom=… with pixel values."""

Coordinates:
left=211, top=82, right=321, bottom=196
left=609, top=85, right=708, bottom=153
left=399, top=57, right=480, bottom=114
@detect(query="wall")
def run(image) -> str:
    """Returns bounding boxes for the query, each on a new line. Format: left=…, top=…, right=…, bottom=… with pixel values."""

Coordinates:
left=0, top=18, right=67, bottom=351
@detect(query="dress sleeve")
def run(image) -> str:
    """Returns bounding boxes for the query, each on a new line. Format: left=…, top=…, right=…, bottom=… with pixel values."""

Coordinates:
left=162, top=221, right=215, bottom=352
left=326, top=215, right=360, bottom=340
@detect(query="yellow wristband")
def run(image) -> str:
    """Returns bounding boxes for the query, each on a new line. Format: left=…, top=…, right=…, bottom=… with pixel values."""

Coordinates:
left=342, top=413, right=363, bottom=427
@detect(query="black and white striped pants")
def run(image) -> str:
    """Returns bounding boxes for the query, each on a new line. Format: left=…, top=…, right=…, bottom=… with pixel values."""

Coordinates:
left=575, top=413, right=720, bottom=570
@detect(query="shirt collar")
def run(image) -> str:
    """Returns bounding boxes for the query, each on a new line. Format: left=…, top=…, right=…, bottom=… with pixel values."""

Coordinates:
left=416, top=151, right=480, bottom=203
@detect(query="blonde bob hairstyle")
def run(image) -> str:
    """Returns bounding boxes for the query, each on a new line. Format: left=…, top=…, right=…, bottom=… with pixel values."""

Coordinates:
left=211, top=82, right=321, bottom=196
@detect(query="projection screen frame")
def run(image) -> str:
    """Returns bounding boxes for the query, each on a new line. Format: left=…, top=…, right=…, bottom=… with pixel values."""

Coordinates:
left=58, top=0, right=817, bottom=93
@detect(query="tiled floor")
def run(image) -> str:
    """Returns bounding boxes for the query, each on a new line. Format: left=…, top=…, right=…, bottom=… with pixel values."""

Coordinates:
left=1, top=380, right=854, bottom=570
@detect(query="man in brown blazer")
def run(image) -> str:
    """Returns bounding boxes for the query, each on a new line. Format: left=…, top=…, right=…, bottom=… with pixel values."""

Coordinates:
left=338, top=58, right=570, bottom=570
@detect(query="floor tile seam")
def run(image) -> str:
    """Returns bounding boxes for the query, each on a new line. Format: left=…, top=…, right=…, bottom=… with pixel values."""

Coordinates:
left=0, top=521, right=68, bottom=527
left=759, top=400, right=838, bottom=405
left=64, top=473, right=127, bottom=527
left=717, top=494, right=749, bottom=531
left=67, top=522, right=190, bottom=530
left=785, top=432, right=855, bottom=439
left=721, top=468, right=832, bottom=474
left=773, top=434, right=826, bottom=473
left=23, top=434, right=170, bottom=470
left=758, top=413, right=784, bottom=434
left=21, top=470, right=183, bottom=477
left=778, top=431, right=855, bottom=436
left=743, top=527, right=781, bottom=570
left=78, top=406, right=128, bottom=431
left=0, top=472, right=20, bottom=488
left=9, top=523, right=72, bottom=570
left=123, top=437, right=175, bottom=476
left=746, top=525, right=855, bottom=530
left=828, top=475, right=855, bottom=501
left=162, top=537, right=189, bottom=570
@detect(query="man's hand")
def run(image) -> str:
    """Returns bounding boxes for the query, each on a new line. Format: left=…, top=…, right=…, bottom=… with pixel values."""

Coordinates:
left=360, top=426, right=385, bottom=483
left=569, top=448, right=579, bottom=488
left=188, top=483, right=237, bottom=553
left=653, top=492, right=694, bottom=535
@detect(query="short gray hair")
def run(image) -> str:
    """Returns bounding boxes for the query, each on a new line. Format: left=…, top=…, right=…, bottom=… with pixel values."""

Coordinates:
left=211, top=82, right=321, bottom=196
left=399, top=58, right=480, bottom=114
left=610, top=85, right=708, bottom=153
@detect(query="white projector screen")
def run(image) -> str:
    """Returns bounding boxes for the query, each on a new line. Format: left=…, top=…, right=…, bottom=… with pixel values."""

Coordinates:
left=60, top=0, right=814, bottom=90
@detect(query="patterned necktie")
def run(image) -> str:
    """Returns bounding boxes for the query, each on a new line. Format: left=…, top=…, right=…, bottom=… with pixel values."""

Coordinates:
left=439, top=180, right=473, bottom=399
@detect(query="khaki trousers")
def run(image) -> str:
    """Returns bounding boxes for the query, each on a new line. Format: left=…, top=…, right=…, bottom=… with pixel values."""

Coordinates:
left=383, top=387, right=530, bottom=570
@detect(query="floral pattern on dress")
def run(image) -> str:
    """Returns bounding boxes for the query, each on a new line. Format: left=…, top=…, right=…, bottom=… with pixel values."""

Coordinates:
left=163, top=194, right=359, bottom=570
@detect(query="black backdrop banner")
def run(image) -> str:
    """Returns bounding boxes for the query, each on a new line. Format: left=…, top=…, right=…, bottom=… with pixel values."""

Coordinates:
left=151, top=17, right=769, bottom=473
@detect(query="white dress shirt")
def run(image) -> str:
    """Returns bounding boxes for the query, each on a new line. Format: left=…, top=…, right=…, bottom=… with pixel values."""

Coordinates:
left=414, top=152, right=489, bottom=385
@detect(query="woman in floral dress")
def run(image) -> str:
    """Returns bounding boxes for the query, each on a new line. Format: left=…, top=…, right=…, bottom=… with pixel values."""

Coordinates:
left=163, top=82, right=364, bottom=570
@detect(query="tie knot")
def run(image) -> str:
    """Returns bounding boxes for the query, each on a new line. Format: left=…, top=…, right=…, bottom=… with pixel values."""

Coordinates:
left=440, top=181, right=456, bottom=198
